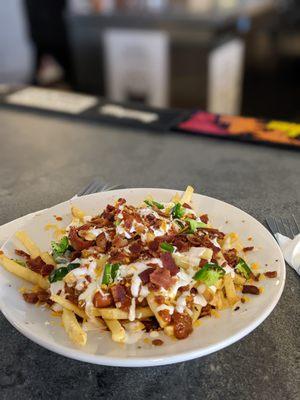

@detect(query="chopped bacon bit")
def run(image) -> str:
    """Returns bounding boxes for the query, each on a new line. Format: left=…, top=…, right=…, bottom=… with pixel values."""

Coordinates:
left=243, top=246, right=254, bottom=252
left=139, top=268, right=156, bottom=285
left=178, top=285, right=190, bottom=293
left=117, top=198, right=126, bottom=205
left=198, top=258, right=208, bottom=268
left=64, top=284, right=79, bottom=304
left=154, top=295, right=165, bottom=305
left=110, top=284, right=131, bottom=310
left=152, top=339, right=163, bottom=346
left=112, top=236, right=128, bottom=249
left=93, top=291, right=114, bottom=308
left=123, top=212, right=134, bottom=229
left=0, top=250, right=3, bottom=255
left=200, top=214, right=209, bottom=224
left=69, top=227, right=94, bottom=251
left=95, top=232, right=107, bottom=252
left=242, top=285, right=260, bottom=295
left=129, top=241, right=142, bottom=255
left=137, top=297, right=148, bottom=307
left=27, top=256, right=54, bottom=276
left=160, top=252, right=179, bottom=276
left=54, top=215, right=63, bottom=221
left=158, top=309, right=172, bottom=324
left=23, top=292, right=39, bottom=304
left=264, top=271, right=277, bottom=278
left=148, top=238, right=160, bottom=252
left=173, top=312, right=193, bottom=339
left=37, top=291, right=50, bottom=302
left=200, top=304, right=211, bottom=318
left=223, top=248, right=239, bottom=267
left=69, top=250, right=81, bottom=261
left=15, top=249, right=30, bottom=260
left=149, top=268, right=174, bottom=290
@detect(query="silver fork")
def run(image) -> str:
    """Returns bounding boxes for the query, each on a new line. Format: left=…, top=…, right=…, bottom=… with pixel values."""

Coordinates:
left=75, top=178, right=124, bottom=197
left=266, top=215, right=300, bottom=239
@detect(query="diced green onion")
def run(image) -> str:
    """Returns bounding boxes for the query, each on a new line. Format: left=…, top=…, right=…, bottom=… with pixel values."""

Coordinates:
left=160, top=242, right=175, bottom=253
left=185, top=218, right=207, bottom=233
left=49, top=262, right=80, bottom=283
left=235, top=258, right=252, bottom=279
left=144, top=199, right=164, bottom=210
left=193, top=263, right=225, bottom=286
left=102, top=263, right=120, bottom=285
left=14, top=259, right=26, bottom=267
left=171, top=203, right=185, bottom=219
left=51, top=236, right=70, bottom=261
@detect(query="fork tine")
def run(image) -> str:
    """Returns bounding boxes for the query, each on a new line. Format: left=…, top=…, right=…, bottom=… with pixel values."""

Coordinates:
left=291, top=215, right=300, bottom=236
left=281, top=217, right=292, bottom=238
left=266, top=217, right=278, bottom=236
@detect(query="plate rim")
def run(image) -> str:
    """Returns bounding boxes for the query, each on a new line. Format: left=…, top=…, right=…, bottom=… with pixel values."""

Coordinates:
left=0, top=188, right=286, bottom=367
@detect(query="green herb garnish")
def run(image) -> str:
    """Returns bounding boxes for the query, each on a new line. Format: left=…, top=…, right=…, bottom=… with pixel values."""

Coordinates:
left=49, top=262, right=80, bottom=283
left=193, top=262, right=225, bottom=286
left=102, top=263, right=120, bottom=285
left=51, top=236, right=69, bottom=261
left=160, top=242, right=175, bottom=253
left=171, top=203, right=185, bottom=219
left=144, top=199, right=164, bottom=210
left=235, top=258, right=252, bottom=279
left=14, top=259, right=26, bottom=267
left=185, top=218, right=207, bottom=233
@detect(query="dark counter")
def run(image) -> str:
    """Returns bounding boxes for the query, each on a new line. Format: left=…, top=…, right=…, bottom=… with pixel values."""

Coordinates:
left=0, top=108, right=299, bottom=400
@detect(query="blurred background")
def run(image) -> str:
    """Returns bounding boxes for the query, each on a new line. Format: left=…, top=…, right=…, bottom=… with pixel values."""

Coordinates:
left=1, top=0, right=300, bottom=120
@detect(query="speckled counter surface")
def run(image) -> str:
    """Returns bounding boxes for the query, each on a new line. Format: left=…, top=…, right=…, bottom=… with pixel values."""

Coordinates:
left=0, top=108, right=299, bottom=400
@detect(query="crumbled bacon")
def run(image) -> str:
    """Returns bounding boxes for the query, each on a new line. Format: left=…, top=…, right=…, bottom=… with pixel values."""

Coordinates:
left=200, top=214, right=209, bottom=224
left=69, top=227, right=94, bottom=251
left=149, top=268, right=174, bottom=289
left=96, top=232, right=108, bottom=252
left=265, top=271, right=277, bottom=278
left=223, top=248, right=239, bottom=267
left=142, top=317, right=160, bottom=332
left=200, top=304, right=211, bottom=318
left=27, top=256, right=54, bottom=276
left=139, top=267, right=155, bottom=284
left=242, top=285, right=260, bottom=295
left=129, top=241, right=142, bottom=256
left=93, top=291, right=114, bottom=308
left=110, top=284, right=131, bottom=310
left=23, top=292, right=39, bottom=304
left=243, top=246, right=254, bottom=252
left=154, top=295, right=165, bottom=305
left=15, top=249, right=30, bottom=260
left=173, top=312, right=193, bottom=339
left=160, top=252, right=179, bottom=276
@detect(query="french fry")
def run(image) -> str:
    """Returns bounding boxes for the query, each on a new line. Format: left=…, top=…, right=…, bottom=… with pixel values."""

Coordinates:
left=71, top=205, right=85, bottom=221
left=104, top=319, right=126, bottom=343
left=180, top=185, right=194, bottom=205
left=233, top=274, right=246, bottom=285
left=15, top=231, right=40, bottom=259
left=0, top=255, right=49, bottom=289
left=192, top=304, right=202, bottom=322
left=91, top=307, right=153, bottom=320
left=62, top=308, right=87, bottom=346
left=50, top=294, right=87, bottom=319
left=164, top=325, right=174, bottom=337
left=171, top=193, right=181, bottom=203
left=41, top=251, right=55, bottom=266
left=224, top=274, right=239, bottom=306
left=146, top=293, right=169, bottom=328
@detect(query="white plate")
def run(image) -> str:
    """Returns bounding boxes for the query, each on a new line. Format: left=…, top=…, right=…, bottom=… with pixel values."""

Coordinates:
left=0, top=188, right=285, bottom=367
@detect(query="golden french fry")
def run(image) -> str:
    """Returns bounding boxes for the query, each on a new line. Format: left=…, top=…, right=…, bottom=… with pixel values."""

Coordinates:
left=164, top=325, right=174, bottom=337
left=224, top=274, right=239, bottom=306
left=91, top=307, right=153, bottom=320
left=233, top=274, right=246, bottom=285
left=50, top=294, right=87, bottom=319
left=146, top=293, right=169, bottom=328
left=15, top=231, right=40, bottom=259
left=192, top=304, right=202, bottom=322
left=41, top=251, right=55, bottom=266
left=180, top=185, right=194, bottom=205
left=0, top=255, right=49, bottom=289
left=104, top=319, right=126, bottom=343
left=171, top=193, right=181, bottom=203
left=62, top=308, right=87, bottom=346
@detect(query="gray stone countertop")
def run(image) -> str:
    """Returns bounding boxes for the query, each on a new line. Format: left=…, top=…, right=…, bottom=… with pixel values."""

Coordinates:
left=0, top=108, right=299, bottom=400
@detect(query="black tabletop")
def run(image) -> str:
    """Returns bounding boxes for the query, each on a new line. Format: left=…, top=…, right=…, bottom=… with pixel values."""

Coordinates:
left=0, top=108, right=299, bottom=400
